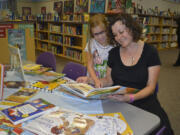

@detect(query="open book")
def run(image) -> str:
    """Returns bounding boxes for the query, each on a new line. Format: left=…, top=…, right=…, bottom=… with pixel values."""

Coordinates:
left=60, top=83, right=121, bottom=99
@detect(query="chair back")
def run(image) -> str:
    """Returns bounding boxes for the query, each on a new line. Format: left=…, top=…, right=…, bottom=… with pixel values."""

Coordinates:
left=62, top=62, right=87, bottom=80
left=36, top=52, right=56, bottom=71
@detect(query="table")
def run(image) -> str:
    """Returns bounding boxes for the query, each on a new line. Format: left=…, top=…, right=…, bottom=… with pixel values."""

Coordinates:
left=3, top=72, right=160, bottom=135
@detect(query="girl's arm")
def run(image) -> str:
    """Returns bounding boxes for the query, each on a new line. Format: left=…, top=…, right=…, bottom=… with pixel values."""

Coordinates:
left=86, top=51, right=102, bottom=88
left=100, top=66, right=113, bottom=87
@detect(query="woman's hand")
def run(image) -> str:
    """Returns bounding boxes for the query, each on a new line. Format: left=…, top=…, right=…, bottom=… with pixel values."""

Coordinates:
left=76, top=76, right=88, bottom=83
left=107, top=94, right=133, bottom=103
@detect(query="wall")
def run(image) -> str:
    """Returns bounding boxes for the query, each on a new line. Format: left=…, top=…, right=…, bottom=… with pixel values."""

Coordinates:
left=132, top=0, right=180, bottom=13
left=17, top=0, right=180, bottom=15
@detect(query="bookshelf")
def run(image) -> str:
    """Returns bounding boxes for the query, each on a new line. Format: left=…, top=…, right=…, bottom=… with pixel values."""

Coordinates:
left=138, top=14, right=177, bottom=49
left=35, top=21, right=88, bottom=65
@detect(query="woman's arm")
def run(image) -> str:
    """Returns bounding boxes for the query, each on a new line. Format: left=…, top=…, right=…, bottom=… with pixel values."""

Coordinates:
left=133, top=65, right=160, bottom=100
left=108, top=65, right=160, bottom=102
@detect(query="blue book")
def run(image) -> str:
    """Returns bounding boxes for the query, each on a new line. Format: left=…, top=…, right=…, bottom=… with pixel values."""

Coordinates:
left=1, top=98, right=58, bottom=125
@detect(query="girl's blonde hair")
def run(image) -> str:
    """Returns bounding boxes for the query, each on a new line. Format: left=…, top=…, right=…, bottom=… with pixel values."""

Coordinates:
left=88, top=14, right=109, bottom=53
left=89, top=14, right=109, bottom=38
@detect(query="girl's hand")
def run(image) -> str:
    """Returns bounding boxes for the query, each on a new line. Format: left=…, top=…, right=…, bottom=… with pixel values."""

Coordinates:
left=107, top=94, right=133, bottom=103
left=94, top=79, right=103, bottom=88
left=76, top=76, right=88, bottom=83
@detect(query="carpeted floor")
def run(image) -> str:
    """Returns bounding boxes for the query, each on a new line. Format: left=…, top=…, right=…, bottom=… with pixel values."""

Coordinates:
left=36, top=48, right=180, bottom=134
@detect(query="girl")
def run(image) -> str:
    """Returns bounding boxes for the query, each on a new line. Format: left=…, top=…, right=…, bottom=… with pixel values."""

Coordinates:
left=77, top=14, right=113, bottom=88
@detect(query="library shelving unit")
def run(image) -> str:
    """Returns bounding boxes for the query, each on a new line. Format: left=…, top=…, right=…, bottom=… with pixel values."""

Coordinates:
left=138, top=14, right=177, bottom=50
left=35, top=20, right=89, bottom=65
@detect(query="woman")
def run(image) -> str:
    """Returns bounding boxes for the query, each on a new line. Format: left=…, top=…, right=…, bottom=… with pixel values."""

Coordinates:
left=78, top=13, right=174, bottom=134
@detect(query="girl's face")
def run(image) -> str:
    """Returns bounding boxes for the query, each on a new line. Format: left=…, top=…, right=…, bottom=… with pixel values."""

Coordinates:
left=91, top=25, right=107, bottom=46
left=111, top=21, right=133, bottom=48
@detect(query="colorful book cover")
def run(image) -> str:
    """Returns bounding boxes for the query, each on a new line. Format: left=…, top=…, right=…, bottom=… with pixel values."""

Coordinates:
left=0, top=64, right=4, bottom=100
left=0, top=114, right=35, bottom=135
left=64, top=0, right=74, bottom=14
left=75, top=0, right=89, bottom=13
left=23, top=64, right=42, bottom=71
left=28, top=77, right=71, bottom=92
left=106, top=0, right=125, bottom=13
left=23, top=109, right=95, bottom=135
left=5, top=88, right=39, bottom=103
left=90, top=0, right=106, bottom=13
left=1, top=98, right=58, bottom=125
left=4, top=81, right=26, bottom=88
left=88, top=112, right=133, bottom=135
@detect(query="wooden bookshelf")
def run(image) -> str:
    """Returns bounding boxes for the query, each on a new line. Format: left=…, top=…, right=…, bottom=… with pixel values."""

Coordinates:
left=138, top=14, right=178, bottom=49
left=35, top=21, right=88, bottom=65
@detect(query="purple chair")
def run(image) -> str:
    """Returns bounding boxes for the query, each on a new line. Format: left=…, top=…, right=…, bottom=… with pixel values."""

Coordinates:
left=62, top=62, right=87, bottom=80
left=36, top=52, right=56, bottom=71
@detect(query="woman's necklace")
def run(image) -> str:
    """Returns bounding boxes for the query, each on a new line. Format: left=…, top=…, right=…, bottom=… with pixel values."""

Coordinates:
left=130, top=45, right=139, bottom=65
left=121, top=43, right=140, bottom=66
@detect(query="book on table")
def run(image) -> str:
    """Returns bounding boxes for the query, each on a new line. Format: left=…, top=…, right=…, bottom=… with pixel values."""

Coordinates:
left=1, top=98, right=58, bottom=125
left=0, top=113, right=35, bottom=135
left=23, top=109, right=133, bottom=135
left=5, top=87, right=39, bottom=103
left=60, top=83, right=121, bottom=99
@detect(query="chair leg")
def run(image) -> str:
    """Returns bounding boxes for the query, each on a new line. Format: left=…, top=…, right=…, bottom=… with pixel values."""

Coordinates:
left=156, top=126, right=166, bottom=135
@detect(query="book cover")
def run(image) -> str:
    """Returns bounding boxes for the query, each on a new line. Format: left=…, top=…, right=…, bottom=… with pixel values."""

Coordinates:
left=8, top=45, right=25, bottom=82
left=90, top=0, right=106, bottom=13
left=5, top=87, right=39, bottom=103
left=0, top=114, right=35, bottom=135
left=4, top=81, right=26, bottom=88
left=0, top=64, right=4, bottom=100
left=64, top=0, right=74, bottom=14
left=1, top=98, right=58, bottom=125
left=28, top=77, right=73, bottom=93
left=60, top=83, right=121, bottom=99
left=23, top=64, right=42, bottom=71
left=75, top=0, right=89, bottom=13
left=88, top=112, right=133, bottom=135
left=106, top=0, right=125, bottom=13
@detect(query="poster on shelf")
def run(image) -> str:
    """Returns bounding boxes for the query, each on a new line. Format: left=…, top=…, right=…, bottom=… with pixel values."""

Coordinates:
left=54, top=1, right=63, bottom=16
left=64, top=0, right=74, bottom=14
left=8, top=29, right=27, bottom=60
left=18, top=24, right=34, bottom=37
left=75, top=0, right=89, bottom=13
left=90, top=0, right=106, bottom=13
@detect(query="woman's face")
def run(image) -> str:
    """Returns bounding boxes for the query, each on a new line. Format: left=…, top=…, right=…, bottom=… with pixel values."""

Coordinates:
left=91, top=25, right=107, bottom=46
left=111, top=21, right=133, bottom=47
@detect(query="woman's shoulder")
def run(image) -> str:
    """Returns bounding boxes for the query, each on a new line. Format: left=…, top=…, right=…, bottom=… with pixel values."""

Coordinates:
left=144, top=43, right=158, bottom=53
left=109, top=46, right=119, bottom=53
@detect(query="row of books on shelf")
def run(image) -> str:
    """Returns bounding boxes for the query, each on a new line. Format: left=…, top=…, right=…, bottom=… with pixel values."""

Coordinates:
left=49, top=24, right=63, bottom=33
left=64, top=25, right=82, bottom=35
left=49, top=35, right=63, bottom=44
left=35, top=14, right=89, bottom=23
left=65, top=49, right=82, bottom=61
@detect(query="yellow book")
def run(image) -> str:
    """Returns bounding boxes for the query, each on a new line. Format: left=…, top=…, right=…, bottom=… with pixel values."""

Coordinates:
left=5, top=88, right=39, bottom=103
left=23, top=64, right=42, bottom=71
left=89, top=112, right=133, bottom=135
